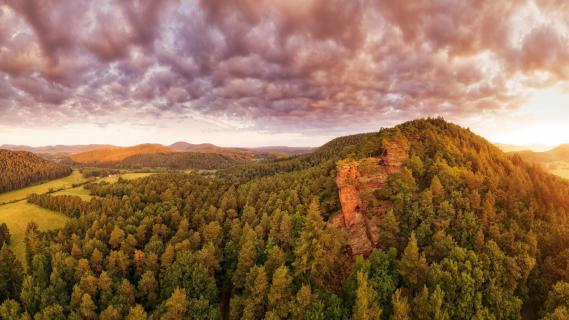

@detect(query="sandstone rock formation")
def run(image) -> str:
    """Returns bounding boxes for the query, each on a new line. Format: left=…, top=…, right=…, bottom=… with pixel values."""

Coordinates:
left=331, top=140, right=409, bottom=256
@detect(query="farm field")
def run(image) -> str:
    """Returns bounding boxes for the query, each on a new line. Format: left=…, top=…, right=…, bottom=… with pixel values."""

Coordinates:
left=0, top=200, right=69, bottom=263
left=99, top=172, right=156, bottom=183
left=35, top=172, right=157, bottom=200
left=0, top=170, right=87, bottom=204
left=53, top=185, right=93, bottom=200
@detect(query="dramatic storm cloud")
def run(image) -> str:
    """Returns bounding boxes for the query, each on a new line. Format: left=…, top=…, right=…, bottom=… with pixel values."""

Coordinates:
left=1, top=0, right=569, bottom=146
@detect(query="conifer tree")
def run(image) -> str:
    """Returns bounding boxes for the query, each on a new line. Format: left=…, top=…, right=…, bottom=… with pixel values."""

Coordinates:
left=352, top=271, right=381, bottom=320
left=293, top=199, right=345, bottom=288
left=267, top=265, right=292, bottom=319
left=126, top=305, right=148, bottom=320
left=0, top=244, right=23, bottom=301
left=399, top=232, right=427, bottom=291
left=390, top=289, right=410, bottom=320
left=242, top=266, right=268, bottom=320
left=163, top=288, right=188, bottom=320
left=291, top=284, right=312, bottom=320
left=233, top=225, right=258, bottom=289
left=379, top=209, right=400, bottom=251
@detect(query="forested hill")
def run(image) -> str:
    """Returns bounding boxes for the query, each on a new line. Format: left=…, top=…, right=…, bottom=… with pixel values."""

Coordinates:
left=118, top=152, right=245, bottom=170
left=3, top=118, right=569, bottom=319
left=0, top=149, right=72, bottom=193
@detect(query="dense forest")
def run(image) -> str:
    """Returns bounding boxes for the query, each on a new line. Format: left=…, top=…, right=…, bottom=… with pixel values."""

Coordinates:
left=117, top=152, right=245, bottom=170
left=0, top=150, right=71, bottom=194
left=2, top=119, right=569, bottom=319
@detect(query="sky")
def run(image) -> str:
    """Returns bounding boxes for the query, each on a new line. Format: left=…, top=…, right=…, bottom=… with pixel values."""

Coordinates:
left=0, top=0, right=569, bottom=148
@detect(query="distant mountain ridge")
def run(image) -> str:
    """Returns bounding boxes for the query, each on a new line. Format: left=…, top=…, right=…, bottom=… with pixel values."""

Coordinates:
left=509, top=144, right=569, bottom=179
left=495, top=143, right=554, bottom=152
left=1, top=142, right=314, bottom=166
left=0, top=144, right=114, bottom=155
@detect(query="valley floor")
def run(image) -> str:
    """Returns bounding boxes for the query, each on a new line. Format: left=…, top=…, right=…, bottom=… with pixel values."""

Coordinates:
left=0, top=170, right=87, bottom=205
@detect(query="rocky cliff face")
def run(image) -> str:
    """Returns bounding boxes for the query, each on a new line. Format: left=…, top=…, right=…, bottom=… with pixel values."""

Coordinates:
left=331, top=140, right=408, bottom=256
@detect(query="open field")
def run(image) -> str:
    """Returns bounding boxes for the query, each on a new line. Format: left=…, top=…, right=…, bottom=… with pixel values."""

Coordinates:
left=0, top=170, right=157, bottom=263
left=99, top=172, right=156, bottom=183
left=0, top=170, right=87, bottom=204
left=53, top=186, right=93, bottom=200
left=51, top=172, right=157, bottom=199
left=0, top=200, right=69, bottom=263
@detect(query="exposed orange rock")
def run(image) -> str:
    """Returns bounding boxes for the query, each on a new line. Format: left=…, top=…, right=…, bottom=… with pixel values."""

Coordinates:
left=333, top=140, right=409, bottom=256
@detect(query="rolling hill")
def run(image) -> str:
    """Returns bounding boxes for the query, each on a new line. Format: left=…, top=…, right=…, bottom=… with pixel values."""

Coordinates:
left=69, top=144, right=173, bottom=164
left=0, top=149, right=72, bottom=193
left=510, top=144, right=569, bottom=179
left=118, top=152, right=244, bottom=170
left=495, top=143, right=553, bottom=152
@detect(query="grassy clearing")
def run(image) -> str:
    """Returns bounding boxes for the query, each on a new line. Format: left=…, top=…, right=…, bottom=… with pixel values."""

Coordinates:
left=53, top=172, right=156, bottom=199
left=100, top=172, right=156, bottom=183
left=0, top=200, right=69, bottom=263
left=0, top=169, right=155, bottom=263
left=53, top=186, right=93, bottom=200
left=0, top=170, right=87, bottom=204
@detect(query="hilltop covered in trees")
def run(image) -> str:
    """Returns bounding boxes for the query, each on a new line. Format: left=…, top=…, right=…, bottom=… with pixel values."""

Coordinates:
left=0, top=150, right=71, bottom=193
left=2, top=118, right=569, bottom=319
left=116, top=152, right=245, bottom=170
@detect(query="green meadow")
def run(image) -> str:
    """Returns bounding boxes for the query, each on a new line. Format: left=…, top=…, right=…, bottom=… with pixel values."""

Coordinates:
left=0, top=169, right=158, bottom=263
left=99, top=172, right=156, bottom=183
left=0, top=170, right=87, bottom=204
left=0, top=200, right=69, bottom=263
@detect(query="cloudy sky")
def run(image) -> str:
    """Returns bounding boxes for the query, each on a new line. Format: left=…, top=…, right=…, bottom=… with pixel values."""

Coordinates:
left=1, top=0, right=569, bottom=147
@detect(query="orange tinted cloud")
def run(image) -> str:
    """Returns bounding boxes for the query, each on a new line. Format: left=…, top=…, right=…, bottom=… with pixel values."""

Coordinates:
left=0, top=0, right=567, bottom=134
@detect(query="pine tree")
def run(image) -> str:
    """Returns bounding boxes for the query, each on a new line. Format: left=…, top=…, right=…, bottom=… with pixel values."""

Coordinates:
left=24, top=222, right=41, bottom=270
left=430, top=175, right=444, bottom=204
left=267, top=265, right=292, bottom=319
left=138, top=271, right=159, bottom=308
left=291, top=284, right=312, bottom=320
left=390, top=289, right=410, bottom=320
left=109, top=226, right=125, bottom=249
left=293, top=199, right=345, bottom=288
left=0, top=244, right=23, bottom=301
left=233, top=225, right=258, bottom=289
left=412, top=286, right=430, bottom=320
left=162, top=288, right=188, bottom=320
left=0, top=299, right=21, bottom=319
left=99, top=305, right=121, bottom=320
left=399, top=232, right=427, bottom=291
left=20, top=275, right=40, bottom=315
left=430, top=285, right=447, bottom=320
left=379, top=209, right=400, bottom=251
left=352, top=271, right=381, bottom=320
left=126, top=304, right=148, bottom=320
left=79, top=293, right=97, bottom=319
left=242, top=266, right=268, bottom=320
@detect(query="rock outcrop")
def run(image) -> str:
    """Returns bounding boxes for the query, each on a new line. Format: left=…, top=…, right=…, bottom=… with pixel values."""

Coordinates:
left=331, top=140, right=408, bottom=256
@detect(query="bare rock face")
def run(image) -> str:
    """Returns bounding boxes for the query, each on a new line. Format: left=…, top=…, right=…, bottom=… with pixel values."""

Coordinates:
left=332, top=140, right=409, bottom=256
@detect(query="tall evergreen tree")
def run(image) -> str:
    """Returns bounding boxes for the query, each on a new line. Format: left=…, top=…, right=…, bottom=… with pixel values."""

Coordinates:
left=352, top=271, right=381, bottom=320
left=0, top=244, right=23, bottom=301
